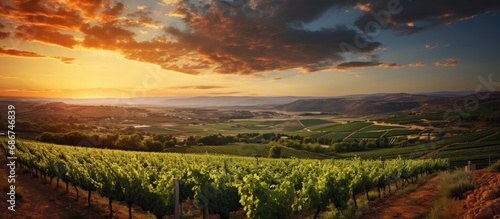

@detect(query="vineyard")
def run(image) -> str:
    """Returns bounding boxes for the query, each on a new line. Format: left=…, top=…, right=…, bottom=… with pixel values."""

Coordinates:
left=434, top=133, right=500, bottom=168
left=313, top=122, right=372, bottom=132
left=298, top=119, right=333, bottom=127
left=337, top=128, right=500, bottom=160
left=2, top=140, right=449, bottom=219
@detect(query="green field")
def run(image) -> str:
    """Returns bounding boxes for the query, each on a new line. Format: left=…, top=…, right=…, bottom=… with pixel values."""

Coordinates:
left=348, top=131, right=386, bottom=139
left=435, top=141, right=500, bottom=168
left=362, top=125, right=402, bottom=131
left=336, top=142, right=443, bottom=159
left=137, top=120, right=299, bottom=136
left=298, top=119, right=333, bottom=127
left=336, top=129, right=500, bottom=160
left=314, top=132, right=351, bottom=140
left=384, top=129, right=421, bottom=137
left=433, top=134, right=500, bottom=168
left=314, top=121, right=372, bottom=132
left=281, top=120, right=305, bottom=132
left=383, top=113, right=444, bottom=124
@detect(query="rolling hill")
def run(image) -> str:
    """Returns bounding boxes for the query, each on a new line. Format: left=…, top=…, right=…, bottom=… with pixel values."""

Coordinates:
left=275, top=92, right=500, bottom=115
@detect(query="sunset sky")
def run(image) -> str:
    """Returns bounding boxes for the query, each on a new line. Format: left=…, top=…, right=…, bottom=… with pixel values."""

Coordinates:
left=0, top=0, right=499, bottom=98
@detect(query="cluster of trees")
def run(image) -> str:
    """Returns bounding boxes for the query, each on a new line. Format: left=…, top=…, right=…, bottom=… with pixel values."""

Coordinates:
left=37, top=132, right=180, bottom=152
left=182, top=133, right=304, bottom=146
left=265, top=136, right=420, bottom=153
left=5, top=119, right=92, bottom=134
left=191, top=134, right=236, bottom=146
left=269, top=139, right=325, bottom=153
left=37, top=130, right=424, bottom=154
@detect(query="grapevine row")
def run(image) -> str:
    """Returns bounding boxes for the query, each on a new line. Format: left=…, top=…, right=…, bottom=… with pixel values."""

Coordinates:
left=1, top=140, right=448, bottom=219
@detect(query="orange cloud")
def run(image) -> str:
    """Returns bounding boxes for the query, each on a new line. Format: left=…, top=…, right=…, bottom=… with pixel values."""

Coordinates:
left=0, top=0, right=383, bottom=75
left=80, top=23, right=135, bottom=49
left=434, top=58, right=457, bottom=67
left=1, top=0, right=83, bottom=30
left=425, top=43, right=437, bottom=49
left=0, top=31, right=8, bottom=39
left=0, top=47, right=74, bottom=64
left=54, top=56, right=75, bottom=64
left=0, top=21, right=8, bottom=39
left=0, top=47, right=44, bottom=57
left=101, top=2, right=126, bottom=23
left=16, top=25, right=78, bottom=48
left=58, top=0, right=111, bottom=20
left=121, top=10, right=161, bottom=28
left=408, top=62, right=425, bottom=67
left=1, top=0, right=480, bottom=76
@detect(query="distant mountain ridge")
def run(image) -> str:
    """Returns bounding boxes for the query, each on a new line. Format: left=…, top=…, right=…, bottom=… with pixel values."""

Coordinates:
left=275, top=92, right=500, bottom=115
left=0, top=91, right=495, bottom=111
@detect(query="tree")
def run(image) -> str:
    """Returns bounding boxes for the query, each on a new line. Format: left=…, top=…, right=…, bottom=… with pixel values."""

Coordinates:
left=185, top=136, right=197, bottom=146
left=164, top=140, right=176, bottom=148
left=115, top=133, right=144, bottom=151
left=268, top=145, right=282, bottom=158
left=143, top=139, right=164, bottom=152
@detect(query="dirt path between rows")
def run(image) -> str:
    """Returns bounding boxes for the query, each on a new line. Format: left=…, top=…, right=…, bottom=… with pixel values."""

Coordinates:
left=1, top=153, right=103, bottom=219
left=362, top=175, right=440, bottom=219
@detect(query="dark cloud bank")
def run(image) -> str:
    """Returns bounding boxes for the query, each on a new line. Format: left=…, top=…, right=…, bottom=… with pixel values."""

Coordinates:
left=1, top=0, right=498, bottom=74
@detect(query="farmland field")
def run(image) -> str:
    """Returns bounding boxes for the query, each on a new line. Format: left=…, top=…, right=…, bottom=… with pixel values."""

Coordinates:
left=313, top=131, right=351, bottom=140
left=383, top=113, right=444, bottom=124
left=298, top=119, right=333, bottom=127
left=433, top=133, right=500, bottom=168
left=384, top=129, right=421, bottom=137
left=313, top=121, right=372, bottom=132
left=348, top=131, right=386, bottom=139
left=363, top=125, right=402, bottom=131
left=336, top=129, right=500, bottom=160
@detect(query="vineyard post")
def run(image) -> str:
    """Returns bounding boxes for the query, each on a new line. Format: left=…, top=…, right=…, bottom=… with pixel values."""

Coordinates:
left=174, top=179, right=180, bottom=219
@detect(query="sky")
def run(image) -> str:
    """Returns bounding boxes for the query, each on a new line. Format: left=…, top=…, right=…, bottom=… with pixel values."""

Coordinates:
left=0, top=0, right=499, bottom=98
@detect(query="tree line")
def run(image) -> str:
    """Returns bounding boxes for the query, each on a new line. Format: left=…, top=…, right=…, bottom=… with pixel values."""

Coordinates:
left=36, top=131, right=420, bottom=154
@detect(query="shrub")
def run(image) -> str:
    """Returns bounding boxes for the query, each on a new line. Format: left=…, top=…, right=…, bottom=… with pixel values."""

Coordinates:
left=428, top=169, right=475, bottom=219
left=488, top=160, right=500, bottom=173
left=268, top=145, right=281, bottom=158
left=438, top=170, right=475, bottom=199
left=427, top=198, right=461, bottom=219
